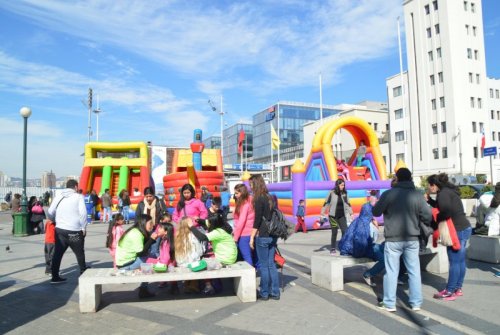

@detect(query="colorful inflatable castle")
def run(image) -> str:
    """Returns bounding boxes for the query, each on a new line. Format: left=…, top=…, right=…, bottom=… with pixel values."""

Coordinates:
left=267, top=116, right=391, bottom=229
left=79, top=142, right=151, bottom=219
left=162, top=129, right=224, bottom=211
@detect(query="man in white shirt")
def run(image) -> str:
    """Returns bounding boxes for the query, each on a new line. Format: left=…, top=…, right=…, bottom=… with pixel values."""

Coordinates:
left=48, top=179, right=89, bottom=284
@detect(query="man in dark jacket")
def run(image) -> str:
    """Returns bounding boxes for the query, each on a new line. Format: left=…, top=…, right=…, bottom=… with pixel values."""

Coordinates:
left=372, top=168, right=432, bottom=312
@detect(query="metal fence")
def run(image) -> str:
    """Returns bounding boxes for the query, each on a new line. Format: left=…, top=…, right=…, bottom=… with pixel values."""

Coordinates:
left=0, top=187, right=55, bottom=202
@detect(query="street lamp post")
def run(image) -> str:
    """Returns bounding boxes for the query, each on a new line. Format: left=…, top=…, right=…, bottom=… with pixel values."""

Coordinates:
left=14, top=107, right=31, bottom=236
left=208, top=96, right=225, bottom=161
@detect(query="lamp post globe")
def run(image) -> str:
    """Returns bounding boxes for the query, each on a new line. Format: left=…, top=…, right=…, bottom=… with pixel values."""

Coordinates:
left=18, top=107, right=31, bottom=236
left=20, top=106, right=32, bottom=118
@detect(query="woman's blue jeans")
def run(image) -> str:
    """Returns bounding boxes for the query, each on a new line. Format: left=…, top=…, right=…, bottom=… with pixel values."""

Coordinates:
left=238, top=236, right=257, bottom=267
left=255, top=236, right=280, bottom=298
left=446, top=227, right=472, bottom=292
left=122, top=206, right=130, bottom=221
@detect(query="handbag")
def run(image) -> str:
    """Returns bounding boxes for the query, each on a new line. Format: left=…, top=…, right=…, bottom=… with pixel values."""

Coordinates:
left=32, top=203, right=44, bottom=214
left=437, top=221, right=453, bottom=246
left=274, top=248, right=285, bottom=268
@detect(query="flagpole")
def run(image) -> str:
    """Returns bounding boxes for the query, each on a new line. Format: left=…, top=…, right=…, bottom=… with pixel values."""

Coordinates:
left=397, top=16, right=408, bottom=167
left=270, top=125, right=274, bottom=183
left=319, top=73, right=323, bottom=125
left=277, top=103, right=280, bottom=182
left=240, top=133, right=243, bottom=175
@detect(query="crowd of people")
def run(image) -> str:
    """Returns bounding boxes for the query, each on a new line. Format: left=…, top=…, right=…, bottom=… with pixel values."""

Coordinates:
left=6, top=166, right=499, bottom=305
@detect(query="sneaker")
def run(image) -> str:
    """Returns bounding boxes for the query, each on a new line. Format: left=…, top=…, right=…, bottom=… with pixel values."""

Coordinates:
left=433, top=289, right=455, bottom=300
left=270, top=295, right=280, bottom=300
left=258, top=295, right=269, bottom=301
left=330, top=249, right=337, bottom=255
left=377, top=302, right=396, bottom=312
left=362, top=275, right=376, bottom=287
left=494, top=272, right=500, bottom=278
left=50, top=276, right=67, bottom=284
left=411, top=306, right=421, bottom=311
left=454, top=288, right=463, bottom=297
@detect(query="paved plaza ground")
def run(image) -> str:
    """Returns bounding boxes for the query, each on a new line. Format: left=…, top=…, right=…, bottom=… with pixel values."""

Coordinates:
left=0, top=210, right=499, bottom=335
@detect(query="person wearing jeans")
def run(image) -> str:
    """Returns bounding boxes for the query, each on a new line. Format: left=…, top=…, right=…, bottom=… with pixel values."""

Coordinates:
left=249, top=174, right=280, bottom=300
left=233, top=183, right=257, bottom=267
left=426, top=173, right=472, bottom=300
left=255, top=236, right=280, bottom=298
left=372, top=168, right=432, bottom=312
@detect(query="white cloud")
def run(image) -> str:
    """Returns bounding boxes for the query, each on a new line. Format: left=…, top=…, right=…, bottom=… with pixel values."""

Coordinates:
left=1, top=0, right=402, bottom=90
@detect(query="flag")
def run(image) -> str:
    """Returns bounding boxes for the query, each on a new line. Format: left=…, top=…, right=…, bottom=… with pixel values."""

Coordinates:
left=271, top=124, right=280, bottom=150
left=238, top=128, right=245, bottom=154
left=481, top=126, right=485, bottom=151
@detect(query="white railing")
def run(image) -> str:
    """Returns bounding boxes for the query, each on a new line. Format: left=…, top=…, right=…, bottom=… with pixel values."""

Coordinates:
left=0, top=186, right=55, bottom=202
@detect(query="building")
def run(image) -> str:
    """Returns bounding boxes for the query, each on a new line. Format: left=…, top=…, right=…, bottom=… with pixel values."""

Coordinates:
left=303, top=102, right=390, bottom=175
left=41, top=170, right=56, bottom=188
left=222, top=123, right=253, bottom=165
left=0, top=171, right=7, bottom=187
left=251, top=101, right=340, bottom=181
left=387, top=0, right=499, bottom=180
left=203, top=135, right=221, bottom=150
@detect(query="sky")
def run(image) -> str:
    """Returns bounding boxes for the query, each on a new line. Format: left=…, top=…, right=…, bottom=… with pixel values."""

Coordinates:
left=0, top=0, right=499, bottom=179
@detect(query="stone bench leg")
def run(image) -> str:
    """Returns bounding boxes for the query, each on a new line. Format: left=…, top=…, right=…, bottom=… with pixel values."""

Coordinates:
left=79, top=282, right=102, bottom=313
left=234, top=272, right=257, bottom=302
left=422, top=246, right=449, bottom=274
left=311, top=257, right=344, bottom=291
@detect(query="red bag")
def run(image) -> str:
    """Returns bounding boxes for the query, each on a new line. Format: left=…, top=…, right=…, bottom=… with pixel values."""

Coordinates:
left=274, top=248, right=285, bottom=268
left=431, top=208, right=460, bottom=251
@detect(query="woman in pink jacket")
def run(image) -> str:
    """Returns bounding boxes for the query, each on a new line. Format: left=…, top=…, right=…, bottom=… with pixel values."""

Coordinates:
left=172, top=184, right=208, bottom=224
left=233, top=184, right=257, bottom=267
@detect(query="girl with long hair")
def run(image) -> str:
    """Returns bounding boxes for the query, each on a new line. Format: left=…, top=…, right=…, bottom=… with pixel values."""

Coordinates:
left=249, top=174, right=280, bottom=300
left=115, top=214, right=163, bottom=298
left=426, top=173, right=472, bottom=301
left=233, top=183, right=257, bottom=267
left=321, top=179, right=353, bottom=255
left=105, top=213, right=125, bottom=268
left=172, top=184, right=208, bottom=224
left=174, top=216, right=205, bottom=293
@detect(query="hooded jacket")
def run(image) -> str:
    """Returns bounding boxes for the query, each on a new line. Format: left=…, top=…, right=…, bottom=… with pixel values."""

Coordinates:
left=372, top=181, right=432, bottom=242
left=48, top=188, right=87, bottom=231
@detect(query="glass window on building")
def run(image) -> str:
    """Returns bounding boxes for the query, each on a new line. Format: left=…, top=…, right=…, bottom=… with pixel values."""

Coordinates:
left=393, top=86, right=402, bottom=97
left=440, top=97, right=445, bottom=108
left=491, top=89, right=494, bottom=98
left=469, top=72, right=473, bottom=83
left=430, top=74, right=435, bottom=85
left=467, top=48, right=472, bottom=59
left=395, top=108, right=403, bottom=119
left=438, top=72, right=443, bottom=83
left=433, top=1, right=438, bottom=10
left=427, top=27, right=432, bottom=38
left=473, top=26, right=477, bottom=36
left=473, top=146, right=478, bottom=159
left=498, top=111, right=500, bottom=120
left=476, top=74, right=480, bottom=84
left=478, top=98, right=482, bottom=109
left=395, top=131, right=405, bottom=142
left=496, top=89, right=499, bottom=99
left=437, top=47, right=442, bottom=58
left=431, top=99, right=436, bottom=110
left=474, top=50, right=479, bottom=60
left=396, top=153, right=405, bottom=162
left=465, top=24, right=470, bottom=34
left=428, top=51, right=433, bottom=61
left=432, top=123, right=438, bottom=134
left=470, top=97, right=475, bottom=108
left=432, top=148, right=439, bottom=159
left=491, top=110, right=495, bottom=119
left=472, top=121, right=477, bottom=133
left=425, top=4, right=430, bottom=14
left=442, top=147, right=448, bottom=158
left=441, top=122, right=446, bottom=133
left=471, top=2, right=476, bottom=13
left=435, top=24, right=440, bottom=34
left=464, top=1, right=468, bottom=11
left=493, top=131, right=496, bottom=141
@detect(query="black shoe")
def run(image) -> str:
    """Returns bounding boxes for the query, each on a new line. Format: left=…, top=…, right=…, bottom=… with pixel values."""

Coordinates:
left=80, top=265, right=91, bottom=275
left=138, top=286, right=155, bottom=299
left=50, top=276, right=67, bottom=284
left=270, top=295, right=280, bottom=300
left=258, top=295, right=269, bottom=301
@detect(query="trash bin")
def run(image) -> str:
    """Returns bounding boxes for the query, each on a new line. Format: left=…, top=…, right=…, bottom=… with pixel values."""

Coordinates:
left=13, top=212, right=28, bottom=237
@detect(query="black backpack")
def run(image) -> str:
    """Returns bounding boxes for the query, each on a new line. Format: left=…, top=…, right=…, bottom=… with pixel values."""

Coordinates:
left=263, top=207, right=294, bottom=240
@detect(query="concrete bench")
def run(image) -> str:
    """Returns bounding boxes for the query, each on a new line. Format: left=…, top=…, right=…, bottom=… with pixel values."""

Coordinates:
left=79, top=261, right=256, bottom=313
left=311, top=243, right=448, bottom=292
left=467, top=235, right=500, bottom=264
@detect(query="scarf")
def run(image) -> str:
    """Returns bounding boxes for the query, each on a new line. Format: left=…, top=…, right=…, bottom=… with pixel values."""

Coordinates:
left=143, top=197, right=157, bottom=225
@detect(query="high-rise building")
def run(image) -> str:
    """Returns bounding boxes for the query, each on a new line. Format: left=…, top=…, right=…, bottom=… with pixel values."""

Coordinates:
left=387, top=0, right=498, bottom=179
left=222, top=123, right=253, bottom=165
left=41, top=170, right=56, bottom=188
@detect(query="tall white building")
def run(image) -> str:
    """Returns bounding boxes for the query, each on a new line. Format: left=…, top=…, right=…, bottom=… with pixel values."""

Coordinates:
left=387, top=0, right=499, bottom=181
